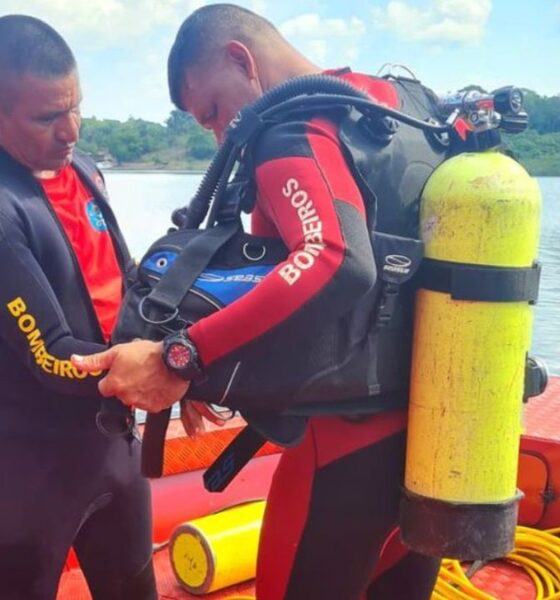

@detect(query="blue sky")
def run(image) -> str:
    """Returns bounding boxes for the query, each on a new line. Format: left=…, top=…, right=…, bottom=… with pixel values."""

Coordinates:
left=2, top=0, right=559, bottom=123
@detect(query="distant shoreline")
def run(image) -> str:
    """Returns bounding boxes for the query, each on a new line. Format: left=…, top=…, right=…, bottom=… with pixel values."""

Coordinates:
left=100, top=168, right=559, bottom=179
left=100, top=167, right=207, bottom=175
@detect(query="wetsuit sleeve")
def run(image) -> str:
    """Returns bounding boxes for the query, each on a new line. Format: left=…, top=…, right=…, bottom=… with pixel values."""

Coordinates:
left=0, top=207, right=106, bottom=396
left=188, top=118, right=376, bottom=367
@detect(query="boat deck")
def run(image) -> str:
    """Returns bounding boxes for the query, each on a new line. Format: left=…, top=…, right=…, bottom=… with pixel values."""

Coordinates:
left=58, top=377, right=560, bottom=600
left=59, top=550, right=255, bottom=600
left=57, top=544, right=539, bottom=600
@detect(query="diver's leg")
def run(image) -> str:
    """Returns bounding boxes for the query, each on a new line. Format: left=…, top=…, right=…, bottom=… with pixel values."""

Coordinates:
left=256, top=413, right=407, bottom=600
left=366, top=550, right=441, bottom=600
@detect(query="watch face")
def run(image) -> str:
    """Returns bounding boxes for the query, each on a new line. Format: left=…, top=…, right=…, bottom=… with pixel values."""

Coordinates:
left=167, top=342, right=193, bottom=370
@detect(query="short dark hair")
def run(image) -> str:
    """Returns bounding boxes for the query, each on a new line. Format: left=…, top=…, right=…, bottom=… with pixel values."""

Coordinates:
left=168, top=4, right=280, bottom=109
left=0, top=15, right=76, bottom=79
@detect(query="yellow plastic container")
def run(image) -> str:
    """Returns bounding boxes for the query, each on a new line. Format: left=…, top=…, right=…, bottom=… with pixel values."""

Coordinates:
left=169, top=500, right=265, bottom=595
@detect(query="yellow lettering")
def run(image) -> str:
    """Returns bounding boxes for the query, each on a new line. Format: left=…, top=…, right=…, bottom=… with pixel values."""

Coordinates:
left=59, top=361, right=74, bottom=378
left=7, top=298, right=98, bottom=381
left=18, top=314, right=36, bottom=333
left=34, top=345, right=47, bottom=364
left=7, top=297, right=26, bottom=317
left=72, top=366, right=88, bottom=379
left=42, top=354, right=54, bottom=374
left=27, top=329, right=43, bottom=352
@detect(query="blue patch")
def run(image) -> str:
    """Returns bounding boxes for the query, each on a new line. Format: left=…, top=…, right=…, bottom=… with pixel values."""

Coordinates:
left=194, top=266, right=274, bottom=305
left=85, top=200, right=108, bottom=232
left=143, top=250, right=178, bottom=275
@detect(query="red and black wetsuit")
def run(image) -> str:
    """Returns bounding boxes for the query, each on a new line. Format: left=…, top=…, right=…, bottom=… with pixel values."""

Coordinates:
left=187, top=71, right=441, bottom=599
left=0, top=149, right=156, bottom=600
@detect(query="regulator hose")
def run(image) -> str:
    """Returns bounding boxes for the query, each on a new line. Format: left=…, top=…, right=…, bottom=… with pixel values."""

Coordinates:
left=172, top=74, right=449, bottom=230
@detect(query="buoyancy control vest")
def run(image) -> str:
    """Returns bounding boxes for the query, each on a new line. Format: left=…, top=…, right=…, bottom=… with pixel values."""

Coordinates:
left=331, top=75, right=450, bottom=409
left=112, top=74, right=451, bottom=418
left=110, top=73, right=507, bottom=481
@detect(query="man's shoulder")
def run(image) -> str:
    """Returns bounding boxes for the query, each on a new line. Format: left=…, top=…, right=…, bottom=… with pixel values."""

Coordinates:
left=252, top=119, right=313, bottom=166
left=0, top=150, right=34, bottom=211
left=0, top=149, right=28, bottom=183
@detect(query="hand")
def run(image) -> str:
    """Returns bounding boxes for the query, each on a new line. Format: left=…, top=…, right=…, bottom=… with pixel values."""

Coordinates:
left=71, top=340, right=189, bottom=412
left=179, top=399, right=228, bottom=438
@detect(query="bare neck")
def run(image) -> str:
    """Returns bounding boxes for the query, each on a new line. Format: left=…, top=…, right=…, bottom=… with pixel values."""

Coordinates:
left=257, top=45, right=323, bottom=92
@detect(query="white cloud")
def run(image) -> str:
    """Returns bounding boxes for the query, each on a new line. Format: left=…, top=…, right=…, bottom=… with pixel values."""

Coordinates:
left=371, top=0, right=492, bottom=44
left=0, top=0, right=267, bottom=122
left=280, top=13, right=366, bottom=65
left=0, top=0, right=203, bottom=44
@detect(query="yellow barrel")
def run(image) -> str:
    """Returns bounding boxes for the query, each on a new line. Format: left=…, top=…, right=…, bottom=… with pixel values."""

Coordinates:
left=401, top=151, right=542, bottom=560
left=169, top=500, right=265, bottom=595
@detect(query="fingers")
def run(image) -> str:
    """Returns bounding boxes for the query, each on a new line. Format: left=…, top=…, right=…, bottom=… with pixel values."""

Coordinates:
left=180, top=398, right=206, bottom=438
left=191, top=401, right=227, bottom=426
left=71, top=347, right=117, bottom=373
left=97, top=375, right=114, bottom=399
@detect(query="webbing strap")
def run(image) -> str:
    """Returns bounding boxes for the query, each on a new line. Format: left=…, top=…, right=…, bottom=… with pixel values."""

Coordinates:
left=419, top=258, right=541, bottom=303
left=145, top=220, right=239, bottom=313
left=203, top=425, right=267, bottom=492
left=141, top=408, right=173, bottom=478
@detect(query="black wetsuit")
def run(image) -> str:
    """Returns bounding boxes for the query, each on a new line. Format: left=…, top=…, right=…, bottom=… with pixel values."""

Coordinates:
left=0, top=149, right=156, bottom=600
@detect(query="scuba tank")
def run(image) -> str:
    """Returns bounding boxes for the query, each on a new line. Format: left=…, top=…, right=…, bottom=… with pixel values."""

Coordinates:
left=400, top=89, right=547, bottom=560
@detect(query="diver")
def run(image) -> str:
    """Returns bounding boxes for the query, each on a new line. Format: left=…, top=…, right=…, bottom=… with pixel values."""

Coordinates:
left=73, top=4, right=448, bottom=598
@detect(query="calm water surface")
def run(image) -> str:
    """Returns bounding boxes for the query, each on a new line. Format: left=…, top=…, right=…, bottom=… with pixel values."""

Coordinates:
left=104, top=172, right=559, bottom=375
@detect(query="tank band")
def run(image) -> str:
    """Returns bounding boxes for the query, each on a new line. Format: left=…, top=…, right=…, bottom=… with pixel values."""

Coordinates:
left=418, top=258, right=541, bottom=303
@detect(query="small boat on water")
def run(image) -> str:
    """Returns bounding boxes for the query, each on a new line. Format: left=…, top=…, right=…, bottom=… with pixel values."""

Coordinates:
left=57, top=376, right=560, bottom=600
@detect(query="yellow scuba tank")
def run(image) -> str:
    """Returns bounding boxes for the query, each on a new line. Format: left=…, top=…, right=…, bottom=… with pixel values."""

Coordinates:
left=400, top=150, right=542, bottom=560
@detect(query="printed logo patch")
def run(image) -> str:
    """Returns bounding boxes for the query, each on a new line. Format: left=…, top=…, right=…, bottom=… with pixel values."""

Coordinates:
left=195, top=266, right=274, bottom=305
left=383, top=254, right=412, bottom=275
left=94, top=174, right=108, bottom=197
left=85, top=200, right=108, bottom=232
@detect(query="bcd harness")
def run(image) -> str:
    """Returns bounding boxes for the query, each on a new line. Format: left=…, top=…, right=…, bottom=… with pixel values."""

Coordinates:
left=108, top=73, right=542, bottom=489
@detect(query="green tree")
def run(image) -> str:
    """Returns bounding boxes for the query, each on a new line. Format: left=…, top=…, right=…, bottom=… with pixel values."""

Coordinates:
left=76, top=89, right=560, bottom=175
left=166, top=110, right=195, bottom=137
left=186, top=127, right=216, bottom=160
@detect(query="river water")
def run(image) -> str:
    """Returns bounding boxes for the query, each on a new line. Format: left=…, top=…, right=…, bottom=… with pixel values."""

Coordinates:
left=104, top=172, right=559, bottom=375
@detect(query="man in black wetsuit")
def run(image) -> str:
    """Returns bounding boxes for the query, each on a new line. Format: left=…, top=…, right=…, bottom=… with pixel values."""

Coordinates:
left=0, top=15, right=156, bottom=600
left=75, top=4, right=442, bottom=599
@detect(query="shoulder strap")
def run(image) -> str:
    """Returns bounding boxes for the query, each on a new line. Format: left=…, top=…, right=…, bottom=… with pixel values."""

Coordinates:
left=144, top=220, right=240, bottom=315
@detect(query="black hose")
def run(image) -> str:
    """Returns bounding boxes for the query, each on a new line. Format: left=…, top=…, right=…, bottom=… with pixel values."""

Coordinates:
left=173, top=138, right=235, bottom=229
left=172, top=74, right=448, bottom=231
left=259, top=93, right=449, bottom=133
left=205, top=145, right=243, bottom=227
left=248, top=73, right=370, bottom=113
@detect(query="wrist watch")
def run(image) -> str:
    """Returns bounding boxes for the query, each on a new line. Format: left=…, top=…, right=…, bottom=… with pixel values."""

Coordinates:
left=162, top=331, right=204, bottom=382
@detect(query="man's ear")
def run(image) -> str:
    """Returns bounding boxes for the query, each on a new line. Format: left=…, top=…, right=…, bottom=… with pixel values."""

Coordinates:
left=225, top=40, right=258, bottom=80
